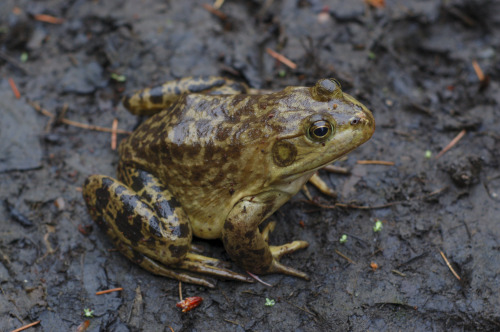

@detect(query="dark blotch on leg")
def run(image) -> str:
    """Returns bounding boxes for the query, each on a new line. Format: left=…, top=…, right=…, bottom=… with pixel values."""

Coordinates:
left=149, top=86, right=165, bottom=105
left=168, top=244, right=189, bottom=259
left=170, top=222, right=190, bottom=238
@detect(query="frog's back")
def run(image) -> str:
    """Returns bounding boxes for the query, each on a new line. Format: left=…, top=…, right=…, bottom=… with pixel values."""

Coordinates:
left=119, top=93, right=278, bottom=238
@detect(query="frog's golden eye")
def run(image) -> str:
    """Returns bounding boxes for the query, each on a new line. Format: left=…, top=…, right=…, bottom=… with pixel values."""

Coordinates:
left=308, top=120, right=334, bottom=141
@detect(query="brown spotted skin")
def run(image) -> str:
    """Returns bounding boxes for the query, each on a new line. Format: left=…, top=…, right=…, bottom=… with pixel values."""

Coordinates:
left=83, top=77, right=375, bottom=287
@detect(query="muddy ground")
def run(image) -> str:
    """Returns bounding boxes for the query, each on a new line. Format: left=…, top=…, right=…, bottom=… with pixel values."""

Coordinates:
left=1, top=0, right=499, bottom=331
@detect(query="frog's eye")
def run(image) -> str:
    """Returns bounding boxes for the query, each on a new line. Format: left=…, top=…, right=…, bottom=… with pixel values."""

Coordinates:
left=308, top=120, right=334, bottom=141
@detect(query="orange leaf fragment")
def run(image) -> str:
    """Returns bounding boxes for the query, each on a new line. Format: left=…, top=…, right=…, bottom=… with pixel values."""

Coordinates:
left=111, top=118, right=118, bottom=150
left=33, top=13, right=65, bottom=24
left=365, top=0, right=385, bottom=8
left=266, top=48, right=297, bottom=69
left=8, top=77, right=21, bottom=99
left=95, top=287, right=123, bottom=295
left=176, top=296, right=203, bottom=313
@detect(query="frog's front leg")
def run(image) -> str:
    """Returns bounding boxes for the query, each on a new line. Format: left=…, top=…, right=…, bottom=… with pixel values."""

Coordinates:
left=83, top=168, right=252, bottom=288
left=222, top=196, right=309, bottom=279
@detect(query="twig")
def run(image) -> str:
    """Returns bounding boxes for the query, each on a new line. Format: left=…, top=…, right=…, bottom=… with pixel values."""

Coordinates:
left=8, top=78, right=21, bottom=99
left=29, top=101, right=132, bottom=134
left=95, top=287, right=123, bottom=295
left=391, top=270, right=407, bottom=277
left=266, top=48, right=297, bottom=69
left=10, top=320, right=41, bottom=332
left=246, top=271, right=273, bottom=287
left=178, top=281, right=183, bottom=301
left=111, top=118, right=118, bottom=150
left=472, top=60, right=490, bottom=91
left=439, top=251, right=461, bottom=281
left=305, top=186, right=447, bottom=211
left=435, top=129, right=466, bottom=159
left=224, top=319, right=241, bottom=326
left=202, top=3, right=227, bottom=20
left=357, top=160, right=395, bottom=166
left=472, top=60, right=485, bottom=82
left=33, top=14, right=65, bottom=24
left=446, top=6, right=476, bottom=27
left=334, top=249, right=356, bottom=264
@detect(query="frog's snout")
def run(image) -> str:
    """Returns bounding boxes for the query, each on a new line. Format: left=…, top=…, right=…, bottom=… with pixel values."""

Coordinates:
left=350, top=108, right=375, bottom=136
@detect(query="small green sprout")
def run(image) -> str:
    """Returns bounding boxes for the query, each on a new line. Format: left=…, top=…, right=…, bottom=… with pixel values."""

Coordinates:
left=265, top=298, right=275, bottom=307
left=20, top=52, right=28, bottom=63
left=373, top=220, right=383, bottom=232
left=368, top=51, right=376, bottom=60
left=278, top=70, right=286, bottom=78
left=339, top=234, right=348, bottom=244
left=83, top=308, right=94, bottom=317
left=110, top=73, right=126, bottom=82
left=425, top=150, right=432, bottom=159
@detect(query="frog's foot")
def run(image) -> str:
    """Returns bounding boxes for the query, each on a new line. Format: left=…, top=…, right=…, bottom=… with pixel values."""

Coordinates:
left=258, top=222, right=310, bottom=279
left=268, top=241, right=310, bottom=279
left=308, top=172, right=337, bottom=198
left=116, top=243, right=253, bottom=288
left=177, top=253, right=254, bottom=284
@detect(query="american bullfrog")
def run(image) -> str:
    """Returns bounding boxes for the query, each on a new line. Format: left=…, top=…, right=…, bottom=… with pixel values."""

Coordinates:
left=83, top=76, right=375, bottom=288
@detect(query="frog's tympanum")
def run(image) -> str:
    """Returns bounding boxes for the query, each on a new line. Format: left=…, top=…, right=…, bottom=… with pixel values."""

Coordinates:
left=83, top=77, right=375, bottom=288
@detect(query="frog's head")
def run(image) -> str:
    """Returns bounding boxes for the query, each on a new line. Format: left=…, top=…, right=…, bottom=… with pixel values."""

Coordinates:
left=267, top=78, right=375, bottom=183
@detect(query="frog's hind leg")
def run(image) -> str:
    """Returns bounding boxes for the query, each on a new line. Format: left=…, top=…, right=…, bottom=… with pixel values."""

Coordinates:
left=83, top=168, right=252, bottom=287
left=122, top=76, right=249, bottom=116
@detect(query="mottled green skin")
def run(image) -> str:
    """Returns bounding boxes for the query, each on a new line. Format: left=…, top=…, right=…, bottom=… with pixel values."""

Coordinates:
left=83, top=76, right=375, bottom=288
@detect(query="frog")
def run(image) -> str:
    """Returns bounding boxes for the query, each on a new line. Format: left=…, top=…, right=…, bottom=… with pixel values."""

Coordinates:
left=83, top=76, right=375, bottom=288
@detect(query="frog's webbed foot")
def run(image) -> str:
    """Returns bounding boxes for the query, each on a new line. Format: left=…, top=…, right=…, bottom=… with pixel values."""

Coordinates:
left=178, top=253, right=254, bottom=283
left=268, top=241, right=310, bottom=280
left=115, top=243, right=253, bottom=288
left=115, top=242, right=216, bottom=288
left=307, top=172, right=337, bottom=198
left=224, top=198, right=311, bottom=281
left=262, top=221, right=309, bottom=279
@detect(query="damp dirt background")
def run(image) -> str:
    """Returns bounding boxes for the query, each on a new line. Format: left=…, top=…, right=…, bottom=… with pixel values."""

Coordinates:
left=1, top=0, right=500, bottom=331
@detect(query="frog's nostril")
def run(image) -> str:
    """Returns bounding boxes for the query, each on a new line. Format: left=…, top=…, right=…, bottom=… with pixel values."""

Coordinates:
left=350, top=117, right=360, bottom=125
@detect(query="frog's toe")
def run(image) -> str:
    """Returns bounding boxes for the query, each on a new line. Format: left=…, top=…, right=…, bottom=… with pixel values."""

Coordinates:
left=264, top=241, right=309, bottom=280
left=178, top=253, right=254, bottom=283
left=270, top=240, right=309, bottom=260
left=269, top=260, right=310, bottom=280
left=308, top=172, right=337, bottom=198
left=117, top=243, right=216, bottom=288
left=186, top=252, right=232, bottom=269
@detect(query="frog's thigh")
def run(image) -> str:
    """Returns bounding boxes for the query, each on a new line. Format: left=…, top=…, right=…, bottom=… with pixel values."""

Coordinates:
left=84, top=172, right=253, bottom=287
left=83, top=174, right=192, bottom=266
left=123, top=76, right=247, bottom=116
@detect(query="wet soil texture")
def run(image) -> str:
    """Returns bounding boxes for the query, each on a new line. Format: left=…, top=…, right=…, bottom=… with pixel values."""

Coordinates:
left=1, top=0, right=500, bottom=331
